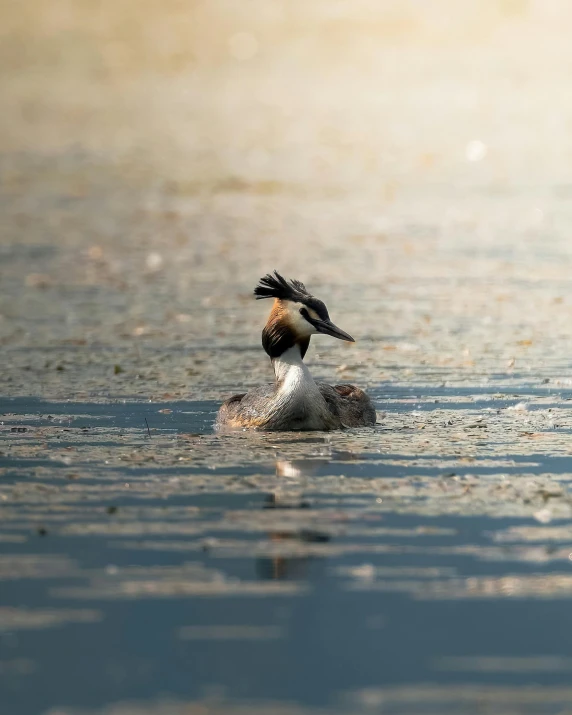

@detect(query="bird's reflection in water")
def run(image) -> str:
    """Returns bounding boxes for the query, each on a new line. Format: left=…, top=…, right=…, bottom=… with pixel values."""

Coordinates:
left=256, top=459, right=331, bottom=581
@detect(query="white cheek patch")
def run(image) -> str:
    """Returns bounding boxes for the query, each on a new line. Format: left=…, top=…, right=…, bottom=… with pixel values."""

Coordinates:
left=286, top=302, right=317, bottom=337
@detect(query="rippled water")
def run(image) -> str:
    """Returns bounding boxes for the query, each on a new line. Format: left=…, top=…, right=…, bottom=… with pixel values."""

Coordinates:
left=4, top=386, right=572, bottom=715
left=4, top=1, right=572, bottom=713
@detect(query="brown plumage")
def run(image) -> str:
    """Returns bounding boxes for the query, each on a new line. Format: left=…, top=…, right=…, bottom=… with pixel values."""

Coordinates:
left=263, top=299, right=311, bottom=359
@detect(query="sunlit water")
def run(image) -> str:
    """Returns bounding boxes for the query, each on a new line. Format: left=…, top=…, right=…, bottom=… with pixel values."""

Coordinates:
left=5, top=1, right=572, bottom=713
left=4, top=389, right=572, bottom=715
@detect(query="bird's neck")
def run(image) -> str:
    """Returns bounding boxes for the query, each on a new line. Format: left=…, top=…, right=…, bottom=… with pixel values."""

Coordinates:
left=265, top=342, right=337, bottom=431
left=272, top=345, right=315, bottom=394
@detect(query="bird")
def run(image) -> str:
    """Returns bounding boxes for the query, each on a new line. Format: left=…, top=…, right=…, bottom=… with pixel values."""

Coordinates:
left=215, top=271, right=376, bottom=431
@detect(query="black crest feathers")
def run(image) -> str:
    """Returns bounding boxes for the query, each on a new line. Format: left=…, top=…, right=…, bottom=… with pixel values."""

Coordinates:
left=254, top=271, right=310, bottom=302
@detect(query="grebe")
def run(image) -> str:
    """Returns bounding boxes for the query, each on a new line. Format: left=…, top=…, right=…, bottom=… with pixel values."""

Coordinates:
left=216, top=271, right=376, bottom=431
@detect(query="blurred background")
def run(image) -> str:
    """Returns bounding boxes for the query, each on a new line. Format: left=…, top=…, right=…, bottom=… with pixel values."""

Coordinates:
left=2, top=0, right=572, bottom=398
left=2, top=0, right=569, bottom=186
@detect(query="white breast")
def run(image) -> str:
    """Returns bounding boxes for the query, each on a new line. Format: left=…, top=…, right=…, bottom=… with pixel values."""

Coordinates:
left=271, top=347, right=337, bottom=430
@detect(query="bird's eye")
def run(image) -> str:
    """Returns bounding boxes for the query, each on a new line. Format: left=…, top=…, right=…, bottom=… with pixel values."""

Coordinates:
left=300, top=307, right=311, bottom=321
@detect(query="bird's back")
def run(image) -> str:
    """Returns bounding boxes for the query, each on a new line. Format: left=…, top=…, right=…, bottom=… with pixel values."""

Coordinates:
left=216, top=381, right=376, bottom=430
left=317, top=382, right=377, bottom=427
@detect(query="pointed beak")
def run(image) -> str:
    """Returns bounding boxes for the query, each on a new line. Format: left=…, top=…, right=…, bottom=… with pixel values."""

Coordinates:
left=314, top=320, right=355, bottom=342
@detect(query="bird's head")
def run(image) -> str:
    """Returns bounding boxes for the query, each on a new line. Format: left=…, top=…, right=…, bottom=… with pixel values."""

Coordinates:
left=254, top=271, right=354, bottom=359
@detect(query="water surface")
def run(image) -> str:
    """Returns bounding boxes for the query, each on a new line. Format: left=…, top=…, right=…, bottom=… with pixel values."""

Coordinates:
left=4, top=2, right=572, bottom=712
left=3, top=389, right=572, bottom=715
